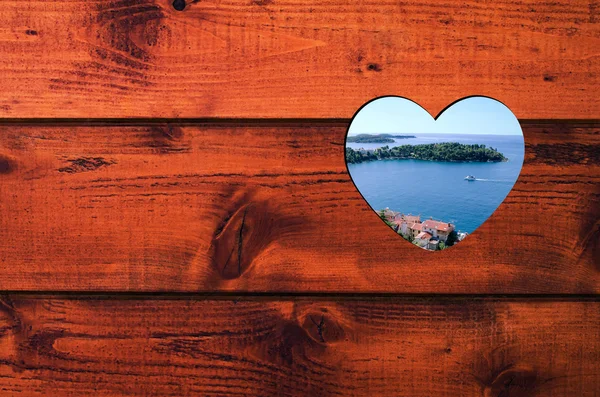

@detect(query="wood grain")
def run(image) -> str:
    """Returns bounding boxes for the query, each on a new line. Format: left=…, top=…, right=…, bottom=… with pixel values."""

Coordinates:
left=0, top=0, right=599, bottom=118
left=0, top=121, right=598, bottom=293
left=0, top=296, right=598, bottom=396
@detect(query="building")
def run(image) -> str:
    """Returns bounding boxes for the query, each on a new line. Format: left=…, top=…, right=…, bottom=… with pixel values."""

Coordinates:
left=414, top=231, right=432, bottom=247
left=409, top=222, right=424, bottom=239
left=396, top=214, right=421, bottom=236
left=403, top=215, right=421, bottom=225
left=421, top=219, right=455, bottom=242
left=427, top=239, right=440, bottom=250
left=380, top=208, right=459, bottom=250
left=400, top=221, right=409, bottom=236
left=381, top=208, right=399, bottom=223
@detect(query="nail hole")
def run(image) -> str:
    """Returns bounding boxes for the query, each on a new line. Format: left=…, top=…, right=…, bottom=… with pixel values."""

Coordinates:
left=172, top=0, right=186, bottom=11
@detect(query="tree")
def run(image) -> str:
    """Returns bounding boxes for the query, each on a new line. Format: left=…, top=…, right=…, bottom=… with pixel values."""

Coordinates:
left=445, top=231, right=458, bottom=247
left=378, top=210, right=393, bottom=228
left=438, top=241, right=446, bottom=250
left=346, top=143, right=506, bottom=164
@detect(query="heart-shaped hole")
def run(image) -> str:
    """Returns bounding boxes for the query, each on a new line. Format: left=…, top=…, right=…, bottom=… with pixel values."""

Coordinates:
left=345, top=96, right=524, bottom=251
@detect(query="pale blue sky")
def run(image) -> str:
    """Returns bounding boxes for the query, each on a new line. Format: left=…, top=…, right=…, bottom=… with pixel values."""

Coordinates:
left=348, top=96, right=522, bottom=136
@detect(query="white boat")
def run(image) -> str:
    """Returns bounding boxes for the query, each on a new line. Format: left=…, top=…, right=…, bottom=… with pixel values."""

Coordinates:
left=464, top=175, right=476, bottom=181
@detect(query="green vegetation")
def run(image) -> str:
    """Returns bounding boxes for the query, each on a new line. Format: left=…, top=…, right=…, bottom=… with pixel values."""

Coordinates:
left=378, top=209, right=393, bottom=228
left=445, top=231, right=458, bottom=247
left=346, top=142, right=507, bottom=164
left=347, top=134, right=416, bottom=143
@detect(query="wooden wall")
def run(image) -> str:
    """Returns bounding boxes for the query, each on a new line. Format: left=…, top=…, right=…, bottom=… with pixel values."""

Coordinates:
left=0, top=1, right=598, bottom=396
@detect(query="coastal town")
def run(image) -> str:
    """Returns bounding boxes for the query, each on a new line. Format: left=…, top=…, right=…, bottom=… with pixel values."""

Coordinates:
left=379, top=208, right=468, bottom=251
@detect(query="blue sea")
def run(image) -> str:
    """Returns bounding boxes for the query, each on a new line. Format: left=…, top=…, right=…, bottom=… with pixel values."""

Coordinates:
left=346, top=134, right=525, bottom=234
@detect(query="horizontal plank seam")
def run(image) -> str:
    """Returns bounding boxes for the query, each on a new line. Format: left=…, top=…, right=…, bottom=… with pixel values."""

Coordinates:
left=1, top=292, right=599, bottom=301
left=0, top=118, right=599, bottom=126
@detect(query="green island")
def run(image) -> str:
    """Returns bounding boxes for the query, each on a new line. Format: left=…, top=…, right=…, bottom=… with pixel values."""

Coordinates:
left=346, top=133, right=416, bottom=143
left=346, top=142, right=507, bottom=164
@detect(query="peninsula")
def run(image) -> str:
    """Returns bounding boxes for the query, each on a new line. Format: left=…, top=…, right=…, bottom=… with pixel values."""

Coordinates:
left=347, top=133, right=416, bottom=143
left=346, top=142, right=507, bottom=164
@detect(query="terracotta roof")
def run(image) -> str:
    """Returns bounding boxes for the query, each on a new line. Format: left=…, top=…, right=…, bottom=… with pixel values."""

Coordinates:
left=403, top=215, right=421, bottom=223
left=422, top=220, right=453, bottom=232
left=410, top=223, right=423, bottom=231
left=416, top=232, right=432, bottom=240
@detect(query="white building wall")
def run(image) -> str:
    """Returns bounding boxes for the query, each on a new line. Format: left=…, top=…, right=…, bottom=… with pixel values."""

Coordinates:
left=423, top=226, right=438, bottom=238
left=400, top=222, right=410, bottom=236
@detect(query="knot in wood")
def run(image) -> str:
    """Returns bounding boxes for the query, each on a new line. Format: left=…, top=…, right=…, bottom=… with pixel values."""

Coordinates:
left=485, top=365, right=538, bottom=397
left=172, top=0, right=186, bottom=11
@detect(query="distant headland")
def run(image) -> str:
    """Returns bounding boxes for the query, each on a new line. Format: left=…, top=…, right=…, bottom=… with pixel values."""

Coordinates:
left=346, top=142, right=508, bottom=164
left=346, top=133, right=416, bottom=143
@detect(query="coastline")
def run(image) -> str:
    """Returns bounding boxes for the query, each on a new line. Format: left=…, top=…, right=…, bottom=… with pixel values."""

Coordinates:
left=347, top=133, right=417, bottom=144
left=346, top=134, right=523, bottom=236
left=346, top=143, right=508, bottom=164
left=379, top=209, right=468, bottom=251
left=348, top=157, right=509, bottom=164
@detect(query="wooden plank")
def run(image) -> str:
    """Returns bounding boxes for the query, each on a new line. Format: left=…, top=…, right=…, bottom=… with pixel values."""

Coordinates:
left=0, top=0, right=599, bottom=119
left=0, top=296, right=598, bottom=396
left=0, top=121, right=598, bottom=293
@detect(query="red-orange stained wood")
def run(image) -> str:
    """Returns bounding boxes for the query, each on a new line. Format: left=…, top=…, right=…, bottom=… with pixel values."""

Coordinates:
left=0, top=0, right=598, bottom=394
left=0, top=296, right=598, bottom=396
left=0, top=122, right=598, bottom=293
left=0, top=0, right=598, bottom=118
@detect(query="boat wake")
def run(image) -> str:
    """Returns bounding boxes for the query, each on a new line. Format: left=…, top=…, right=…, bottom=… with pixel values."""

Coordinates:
left=474, top=178, right=511, bottom=183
